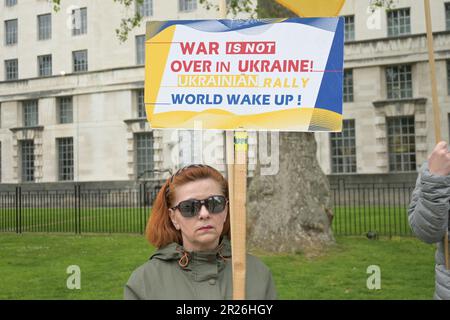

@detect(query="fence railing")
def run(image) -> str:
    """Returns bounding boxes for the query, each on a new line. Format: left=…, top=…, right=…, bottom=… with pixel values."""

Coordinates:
left=330, top=180, right=415, bottom=237
left=0, top=181, right=416, bottom=236
left=0, top=184, right=160, bottom=234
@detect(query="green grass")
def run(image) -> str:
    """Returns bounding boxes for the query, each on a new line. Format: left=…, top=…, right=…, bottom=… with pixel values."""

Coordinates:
left=332, top=206, right=411, bottom=237
left=2, top=206, right=411, bottom=237
left=0, top=208, right=150, bottom=234
left=260, top=236, right=435, bottom=299
left=0, top=233, right=436, bottom=299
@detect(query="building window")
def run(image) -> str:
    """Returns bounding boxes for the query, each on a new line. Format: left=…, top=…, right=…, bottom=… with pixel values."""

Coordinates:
left=72, top=7, right=87, bottom=36
left=179, top=0, right=197, bottom=12
left=330, top=119, right=357, bottom=173
left=20, top=140, right=35, bottom=182
left=387, top=116, right=416, bottom=172
left=343, top=69, right=353, bottom=102
left=5, top=19, right=18, bottom=45
left=446, top=3, right=450, bottom=31
left=386, top=65, right=412, bottom=99
left=447, top=60, right=450, bottom=95
left=58, top=97, right=73, bottom=124
left=387, top=8, right=410, bottom=37
left=38, top=14, right=51, bottom=40
left=23, top=100, right=38, bottom=127
left=57, top=137, right=74, bottom=181
left=136, top=35, right=146, bottom=65
left=38, top=55, right=52, bottom=77
left=135, top=133, right=154, bottom=179
left=73, top=50, right=88, bottom=73
left=344, top=15, right=355, bottom=42
left=137, top=0, right=153, bottom=16
left=0, top=141, right=2, bottom=182
left=136, top=89, right=145, bottom=118
left=5, top=59, right=18, bottom=80
left=5, top=0, right=17, bottom=6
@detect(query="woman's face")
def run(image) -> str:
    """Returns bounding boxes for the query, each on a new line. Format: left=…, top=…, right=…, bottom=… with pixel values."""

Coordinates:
left=169, top=178, right=228, bottom=252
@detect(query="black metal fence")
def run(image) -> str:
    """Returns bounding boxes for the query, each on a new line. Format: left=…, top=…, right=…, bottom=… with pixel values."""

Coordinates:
left=0, top=184, right=160, bottom=234
left=330, top=180, right=415, bottom=237
left=0, top=181, right=416, bottom=236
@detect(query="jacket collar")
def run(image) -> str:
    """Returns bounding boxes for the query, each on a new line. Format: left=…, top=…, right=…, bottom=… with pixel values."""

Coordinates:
left=151, top=237, right=231, bottom=281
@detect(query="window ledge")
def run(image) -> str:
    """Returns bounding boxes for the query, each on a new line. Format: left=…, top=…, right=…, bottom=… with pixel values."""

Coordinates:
left=123, top=118, right=147, bottom=124
left=10, top=126, right=44, bottom=133
left=344, top=30, right=450, bottom=45
left=372, top=97, right=427, bottom=108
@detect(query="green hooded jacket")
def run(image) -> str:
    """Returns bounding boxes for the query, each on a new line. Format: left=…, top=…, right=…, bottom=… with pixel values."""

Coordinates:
left=124, top=237, right=277, bottom=300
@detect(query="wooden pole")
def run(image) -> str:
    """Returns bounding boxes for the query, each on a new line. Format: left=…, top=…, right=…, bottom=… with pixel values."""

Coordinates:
left=226, top=131, right=235, bottom=192
left=232, top=131, right=248, bottom=300
left=225, top=130, right=247, bottom=300
left=424, top=0, right=449, bottom=270
left=225, top=131, right=236, bottom=287
left=219, top=0, right=227, bottom=20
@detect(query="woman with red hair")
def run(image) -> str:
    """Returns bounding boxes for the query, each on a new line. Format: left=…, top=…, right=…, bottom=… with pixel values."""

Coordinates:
left=124, top=164, right=277, bottom=299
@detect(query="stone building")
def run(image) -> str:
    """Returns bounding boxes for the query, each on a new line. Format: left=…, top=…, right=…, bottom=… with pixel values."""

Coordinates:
left=0, top=0, right=242, bottom=189
left=315, top=0, right=450, bottom=185
left=1, top=0, right=449, bottom=190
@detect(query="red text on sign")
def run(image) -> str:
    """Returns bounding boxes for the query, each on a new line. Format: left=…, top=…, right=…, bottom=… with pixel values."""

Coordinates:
left=170, top=60, right=212, bottom=72
left=226, top=42, right=276, bottom=54
left=179, top=42, right=219, bottom=55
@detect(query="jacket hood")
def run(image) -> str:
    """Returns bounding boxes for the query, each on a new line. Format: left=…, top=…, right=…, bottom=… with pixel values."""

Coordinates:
left=149, top=236, right=232, bottom=281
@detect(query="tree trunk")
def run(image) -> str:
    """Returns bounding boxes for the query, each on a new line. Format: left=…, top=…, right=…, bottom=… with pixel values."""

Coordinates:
left=247, top=132, right=334, bottom=253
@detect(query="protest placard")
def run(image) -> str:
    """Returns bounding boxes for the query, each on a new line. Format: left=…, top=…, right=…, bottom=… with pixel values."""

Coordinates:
left=145, top=18, right=343, bottom=132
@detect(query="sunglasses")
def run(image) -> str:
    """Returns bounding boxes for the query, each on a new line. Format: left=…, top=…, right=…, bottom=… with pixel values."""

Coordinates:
left=171, top=195, right=228, bottom=218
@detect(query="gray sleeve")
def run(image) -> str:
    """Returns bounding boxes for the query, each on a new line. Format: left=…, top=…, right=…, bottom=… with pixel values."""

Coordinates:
left=123, top=267, right=146, bottom=300
left=124, top=284, right=141, bottom=300
left=407, top=162, right=450, bottom=244
left=264, top=271, right=277, bottom=300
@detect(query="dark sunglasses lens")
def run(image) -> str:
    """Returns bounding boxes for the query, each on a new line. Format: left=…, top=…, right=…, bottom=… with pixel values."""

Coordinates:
left=179, top=200, right=199, bottom=217
left=177, top=196, right=226, bottom=217
left=207, top=196, right=226, bottom=213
